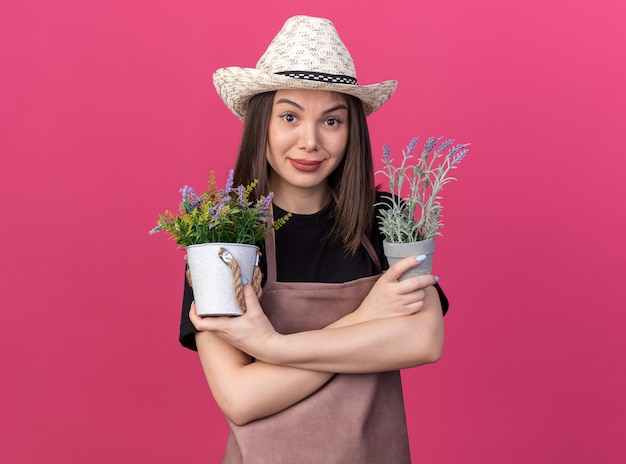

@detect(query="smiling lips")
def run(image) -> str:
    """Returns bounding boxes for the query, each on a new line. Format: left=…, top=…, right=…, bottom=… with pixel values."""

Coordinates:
left=289, top=158, right=324, bottom=172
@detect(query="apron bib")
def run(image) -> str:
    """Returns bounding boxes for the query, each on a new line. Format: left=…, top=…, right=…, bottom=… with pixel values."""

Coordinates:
left=222, top=235, right=411, bottom=463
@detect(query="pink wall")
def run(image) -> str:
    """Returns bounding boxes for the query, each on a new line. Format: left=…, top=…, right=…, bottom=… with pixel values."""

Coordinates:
left=1, top=1, right=625, bottom=462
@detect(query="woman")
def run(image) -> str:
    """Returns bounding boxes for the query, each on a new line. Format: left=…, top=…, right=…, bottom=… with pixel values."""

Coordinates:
left=179, top=16, right=448, bottom=463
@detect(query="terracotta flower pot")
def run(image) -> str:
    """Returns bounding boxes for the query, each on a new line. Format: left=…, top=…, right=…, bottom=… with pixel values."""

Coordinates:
left=186, top=243, right=260, bottom=316
left=383, top=238, right=435, bottom=280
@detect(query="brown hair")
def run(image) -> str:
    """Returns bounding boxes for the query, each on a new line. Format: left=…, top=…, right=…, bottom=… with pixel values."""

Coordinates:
left=233, top=91, right=376, bottom=255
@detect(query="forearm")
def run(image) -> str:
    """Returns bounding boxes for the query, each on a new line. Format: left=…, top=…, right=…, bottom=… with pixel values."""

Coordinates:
left=260, top=286, right=444, bottom=374
left=195, top=331, right=333, bottom=426
left=196, top=302, right=405, bottom=425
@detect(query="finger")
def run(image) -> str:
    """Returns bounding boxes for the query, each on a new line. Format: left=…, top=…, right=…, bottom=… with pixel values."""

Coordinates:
left=406, top=288, right=427, bottom=303
left=397, top=274, right=438, bottom=294
left=189, top=301, right=199, bottom=322
left=400, top=299, right=426, bottom=315
left=189, top=302, right=203, bottom=329
left=242, top=282, right=262, bottom=315
left=383, top=254, right=428, bottom=282
left=189, top=301, right=228, bottom=331
left=189, top=301, right=207, bottom=328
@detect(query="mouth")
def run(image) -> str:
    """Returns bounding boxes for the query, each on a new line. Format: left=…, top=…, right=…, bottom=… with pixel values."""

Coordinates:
left=289, top=158, right=324, bottom=172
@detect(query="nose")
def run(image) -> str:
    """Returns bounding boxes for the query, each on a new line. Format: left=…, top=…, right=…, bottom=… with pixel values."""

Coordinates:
left=298, top=122, right=319, bottom=152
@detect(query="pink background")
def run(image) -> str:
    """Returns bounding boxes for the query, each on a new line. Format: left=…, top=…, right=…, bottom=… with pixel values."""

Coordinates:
left=1, top=1, right=625, bottom=462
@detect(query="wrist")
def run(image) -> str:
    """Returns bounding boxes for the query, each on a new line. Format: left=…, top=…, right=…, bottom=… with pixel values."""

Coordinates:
left=256, top=331, right=285, bottom=364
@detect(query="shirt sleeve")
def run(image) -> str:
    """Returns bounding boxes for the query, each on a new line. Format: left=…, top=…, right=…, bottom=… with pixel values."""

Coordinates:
left=434, top=282, right=449, bottom=316
left=179, top=266, right=198, bottom=351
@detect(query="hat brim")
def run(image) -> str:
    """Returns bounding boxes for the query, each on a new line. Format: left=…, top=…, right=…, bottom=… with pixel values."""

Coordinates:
left=213, top=67, right=398, bottom=120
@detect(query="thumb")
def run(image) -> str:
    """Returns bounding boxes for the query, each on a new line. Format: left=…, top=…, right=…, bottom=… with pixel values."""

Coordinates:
left=383, top=254, right=427, bottom=281
left=242, top=281, right=262, bottom=314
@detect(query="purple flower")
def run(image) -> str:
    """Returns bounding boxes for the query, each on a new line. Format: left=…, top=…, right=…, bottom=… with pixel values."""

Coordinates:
left=179, top=185, right=196, bottom=202
left=451, top=148, right=470, bottom=166
left=148, top=224, right=162, bottom=235
left=257, top=192, right=274, bottom=214
left=446, top=143, right=466, bottom=158
left=180, top=185, right=202, bottom=212
left=237, top=185, right=245, bottom=205
left=209, top=201, right=225, bottom=222
left=424, top=136, right=441, bottom=154
left=383, top=144, right=391, bottom=162
left=224, top=169, right=234, bottom=193
left=437, top=138, right=454, bottom=153
left=406, top=137, right=419, bottom=156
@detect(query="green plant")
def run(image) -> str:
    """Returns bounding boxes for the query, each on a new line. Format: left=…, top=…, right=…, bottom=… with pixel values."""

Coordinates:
left=376, top=136, right=470, bottom=243
left=150, top=169, right=289, bottom=246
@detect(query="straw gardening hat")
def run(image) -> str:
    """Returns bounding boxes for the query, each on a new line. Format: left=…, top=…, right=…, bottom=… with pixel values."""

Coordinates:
left=213, top=15, right=398, bottom=120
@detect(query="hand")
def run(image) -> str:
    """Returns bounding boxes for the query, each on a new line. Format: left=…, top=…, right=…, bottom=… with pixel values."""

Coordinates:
left=356, top=255, right=437, bottom=322
left=190, top=283, right=279, bottom=358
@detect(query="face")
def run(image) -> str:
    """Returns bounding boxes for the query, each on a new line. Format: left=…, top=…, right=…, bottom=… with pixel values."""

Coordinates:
left=266, top=89, right=349, bottom=207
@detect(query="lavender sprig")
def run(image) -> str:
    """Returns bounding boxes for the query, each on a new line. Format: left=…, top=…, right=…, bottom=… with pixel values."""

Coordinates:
left=179, top=185, right=203, bottom=213
left=224, top=169, right=234, bottom=193
left=256, top=192, right=274, bottom=214
left=376, top=136, right=471, bottom=242
left=237, top=185, right=246, bottom=205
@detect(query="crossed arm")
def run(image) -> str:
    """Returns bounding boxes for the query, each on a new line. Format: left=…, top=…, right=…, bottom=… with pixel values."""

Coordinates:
left=192, top=255, right=444, bottom=425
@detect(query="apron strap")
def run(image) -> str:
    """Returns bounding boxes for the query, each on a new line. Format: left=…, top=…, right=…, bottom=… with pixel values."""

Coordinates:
left=361, top=234, right=382, bottom=274
left=265, top=225, right=279, bottom=283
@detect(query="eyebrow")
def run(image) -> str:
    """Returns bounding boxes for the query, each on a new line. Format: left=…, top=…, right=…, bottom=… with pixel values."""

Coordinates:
left=274, top=98, right=348, bottom=115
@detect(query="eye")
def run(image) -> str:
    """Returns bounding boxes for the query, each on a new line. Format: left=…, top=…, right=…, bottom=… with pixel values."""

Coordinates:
left=324, top=117, right=342, bottom=127
left=281, top=113, right=297, bottom=123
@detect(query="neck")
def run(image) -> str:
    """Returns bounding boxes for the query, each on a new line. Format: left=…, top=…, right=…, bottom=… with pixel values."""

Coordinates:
left=270, top=183, right=331, bottom=214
